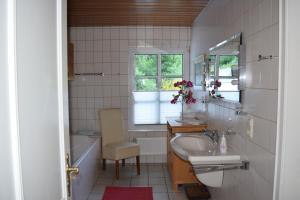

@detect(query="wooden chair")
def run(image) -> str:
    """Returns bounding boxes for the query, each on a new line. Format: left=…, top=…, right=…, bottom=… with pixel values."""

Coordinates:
left=99, top=108, right=140, bottom=179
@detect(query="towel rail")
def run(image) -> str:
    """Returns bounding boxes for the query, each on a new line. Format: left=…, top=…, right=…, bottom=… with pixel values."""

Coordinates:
left=192, top=161, right=249, bottom=174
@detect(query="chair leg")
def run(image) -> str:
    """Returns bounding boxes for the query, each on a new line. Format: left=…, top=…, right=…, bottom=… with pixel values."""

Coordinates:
left=122, top=159, right=125, bottom=167
left=136, top=156, right=140, bottom=175
left=115, top=160, right=120, bottom=180
left=102, top=159, right=106, bottom=170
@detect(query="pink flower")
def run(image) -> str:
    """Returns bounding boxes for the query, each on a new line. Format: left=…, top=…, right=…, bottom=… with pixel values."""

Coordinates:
left=187, top=81, right=193, bottom=87
left=170, top=99, right=177, bottom=104
left=215, top=80, right=222, bottom=87
left=170, top=80, right=196, bottom=105
left=173, top=82, right=180, bottom=87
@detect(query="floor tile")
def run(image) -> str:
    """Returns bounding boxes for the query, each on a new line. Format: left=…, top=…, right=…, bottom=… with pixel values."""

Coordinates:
left=153, top=192, right=170, bottom=200
left=149, top=177, right=166, bottom=185
left=87, top=193, right=102, bottom=200
left=86, top=163, right=193, bottom=200
left=131, top=176, right=148, bottom=185
left=168, top=192, right=189, bottom=200
left=152, top=184, right=168, bottom=193
left=96, top=177, right=113, bottom=185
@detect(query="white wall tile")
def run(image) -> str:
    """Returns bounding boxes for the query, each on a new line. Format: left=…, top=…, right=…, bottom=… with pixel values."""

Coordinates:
left=86, top=28, right=94, bottom=41
left=190, top=0, right=279, bottom=199
left=120, top=40, right=128, bottom=51
left=162, top=27, right=171, bottom=40
left=145, top=27, right=153, bottom=39
left=153, top=28, right=163, bottom=39
left=102, top=27, right=111, bottom=39
left=94, top=27, right=102, bottom=40
left=137, top=27, right=146, bottom=39
left=119, top=27, right=128, bottom=39
left=102, top=40, right=110, bottom=51
left=111, top=40, right=119, bottom=51
left=110, top=27, right=119, bottom=39
left=102, top=52, right=111, bottom=63
left=129, top=27, right=137, bottom=39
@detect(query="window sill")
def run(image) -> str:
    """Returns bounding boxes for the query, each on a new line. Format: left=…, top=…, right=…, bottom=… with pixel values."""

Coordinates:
left=128, top=124, right=167, bottom=132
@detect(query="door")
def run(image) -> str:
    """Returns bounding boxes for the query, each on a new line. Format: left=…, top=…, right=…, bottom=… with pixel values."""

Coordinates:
left=2, top=0, right=71, bottom=199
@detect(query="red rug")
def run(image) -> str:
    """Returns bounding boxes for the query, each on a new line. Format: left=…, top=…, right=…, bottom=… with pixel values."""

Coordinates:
left=102, top=186, right=153, bottom=200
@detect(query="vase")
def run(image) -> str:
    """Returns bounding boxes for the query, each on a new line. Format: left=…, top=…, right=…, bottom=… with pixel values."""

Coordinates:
left=181, top=103, right=195, bottom=119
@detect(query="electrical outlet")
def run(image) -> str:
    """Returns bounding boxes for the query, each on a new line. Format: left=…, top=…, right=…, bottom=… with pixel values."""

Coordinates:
left=247, top=118, right=254, bottom=139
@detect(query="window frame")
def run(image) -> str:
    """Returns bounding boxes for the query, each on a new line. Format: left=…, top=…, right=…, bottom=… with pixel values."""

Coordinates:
left=128, top=48, right=189, bottom=131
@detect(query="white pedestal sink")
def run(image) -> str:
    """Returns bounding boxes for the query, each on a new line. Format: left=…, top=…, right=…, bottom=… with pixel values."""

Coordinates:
left=170, top=134, right=242, bottom=187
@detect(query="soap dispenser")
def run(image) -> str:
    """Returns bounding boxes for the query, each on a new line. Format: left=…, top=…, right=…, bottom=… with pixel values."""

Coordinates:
left=219, top=132, right=227, bottom=154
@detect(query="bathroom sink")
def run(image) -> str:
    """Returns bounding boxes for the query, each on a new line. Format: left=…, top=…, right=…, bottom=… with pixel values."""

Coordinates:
left=170, top=134, right=243, bottom=187
left=170, top=134, right=241, bottom=165
left=170, top=134, right=216, bottom=161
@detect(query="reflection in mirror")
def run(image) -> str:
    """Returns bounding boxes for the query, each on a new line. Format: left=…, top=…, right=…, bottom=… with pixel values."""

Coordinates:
left=193, top=54, right=207, bottom=90
left=208, top=33, right=242, bottom=102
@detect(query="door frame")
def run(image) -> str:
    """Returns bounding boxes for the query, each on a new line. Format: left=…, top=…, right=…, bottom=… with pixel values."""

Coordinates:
left=273, top=0, right=300, bottom=199
left=5, top=0, right=24, bottom=199
left=56, top=0, right=69, bottom=198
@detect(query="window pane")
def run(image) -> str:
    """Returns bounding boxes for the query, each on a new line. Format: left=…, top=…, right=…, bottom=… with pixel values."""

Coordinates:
left=135, top=54, right=157, bottom=76
left=134, top=102, right=159, bottom=124
left=161, top=78, right=182, bottom=90
left=133, top=91, right=159, bottom=102
left=161, top=54, right=183, bottom=76
left=160, top=102, right=182, bottom=124
left=219, top=55, right=238, bottom=77
left=136, top=79, right=157, bottom=91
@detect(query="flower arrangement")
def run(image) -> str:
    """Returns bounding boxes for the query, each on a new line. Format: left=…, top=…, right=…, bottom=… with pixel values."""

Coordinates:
left=209, top=80, right=223, bottom=98
left=170, top=80, right=197, bottom=104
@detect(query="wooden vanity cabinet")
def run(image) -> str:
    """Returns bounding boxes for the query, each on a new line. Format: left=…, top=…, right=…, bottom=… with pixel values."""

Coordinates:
left=167, top=119, right=207, bottom=191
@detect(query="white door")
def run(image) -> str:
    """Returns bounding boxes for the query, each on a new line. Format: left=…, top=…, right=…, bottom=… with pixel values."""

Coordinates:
left=1, top=0, right=71, bottom=199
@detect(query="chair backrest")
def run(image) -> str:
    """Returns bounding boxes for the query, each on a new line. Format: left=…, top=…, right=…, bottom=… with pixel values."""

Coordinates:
left=99, top=108, right=125, bottom=146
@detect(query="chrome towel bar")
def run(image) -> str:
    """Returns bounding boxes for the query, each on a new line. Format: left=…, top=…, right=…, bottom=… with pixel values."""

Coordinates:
left=192, top=161, right=249, bottom=174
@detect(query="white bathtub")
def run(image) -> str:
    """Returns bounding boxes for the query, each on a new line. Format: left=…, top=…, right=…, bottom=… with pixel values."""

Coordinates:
left=71, top=134, right=100, bottom=200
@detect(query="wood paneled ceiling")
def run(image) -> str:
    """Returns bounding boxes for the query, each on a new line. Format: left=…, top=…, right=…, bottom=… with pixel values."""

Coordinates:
left=68, top=0, right=209, bottom=27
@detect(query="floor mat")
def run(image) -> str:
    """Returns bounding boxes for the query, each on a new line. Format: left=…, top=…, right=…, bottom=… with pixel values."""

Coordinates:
left=102, top=186, right=153, bottom=200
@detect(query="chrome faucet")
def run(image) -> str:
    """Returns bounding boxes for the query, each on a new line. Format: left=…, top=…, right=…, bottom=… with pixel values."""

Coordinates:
left=203, top=130, right=219, bottom=144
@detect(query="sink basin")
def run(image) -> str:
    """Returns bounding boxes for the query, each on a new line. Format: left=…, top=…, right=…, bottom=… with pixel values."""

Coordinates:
left=170, top=134, right=241, bottom=187
left=170, top=134, right=240, bottom=165
left=170, top=134, right=216, bottom=161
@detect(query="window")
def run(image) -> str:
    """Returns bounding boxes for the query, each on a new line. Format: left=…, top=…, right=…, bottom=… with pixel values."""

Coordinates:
left=132, top=53, right=184, bottom=125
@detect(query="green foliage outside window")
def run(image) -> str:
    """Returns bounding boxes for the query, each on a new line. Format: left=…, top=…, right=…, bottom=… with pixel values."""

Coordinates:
left=219, top=55, right=238, bottom=69
left=135, top=54, right=183, bottom=91
left=135, top=55, right=157, bottom=76
left=161, top=55, right=183, bottom=76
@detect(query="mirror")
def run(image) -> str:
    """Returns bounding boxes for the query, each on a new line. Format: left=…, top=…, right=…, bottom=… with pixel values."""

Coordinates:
left=207, top=33, right=243, bottom=102
left=193, top=54, right=207, bottom=90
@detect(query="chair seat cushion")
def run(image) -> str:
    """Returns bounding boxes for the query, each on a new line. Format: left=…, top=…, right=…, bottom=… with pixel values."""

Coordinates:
left=103, top=142, right=140, bottom=160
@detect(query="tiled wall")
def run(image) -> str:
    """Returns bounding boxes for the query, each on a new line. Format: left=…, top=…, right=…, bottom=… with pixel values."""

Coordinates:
left=68, top=26, right=191, bottom=162
left=190, top=0, right=278, bottom=199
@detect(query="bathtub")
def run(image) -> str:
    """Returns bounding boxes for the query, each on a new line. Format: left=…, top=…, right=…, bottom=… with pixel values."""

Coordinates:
left=71, top=134, right=100, bottom=200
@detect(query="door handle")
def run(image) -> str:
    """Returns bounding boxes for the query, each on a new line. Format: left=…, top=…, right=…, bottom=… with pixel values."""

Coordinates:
left=65, top=154, right=79, bottom=197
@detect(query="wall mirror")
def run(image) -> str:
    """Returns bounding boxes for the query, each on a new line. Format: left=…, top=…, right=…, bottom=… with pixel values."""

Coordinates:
left=193, top=54, right=207, bottom=90
left=207, top=32, right=243, bottom=102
